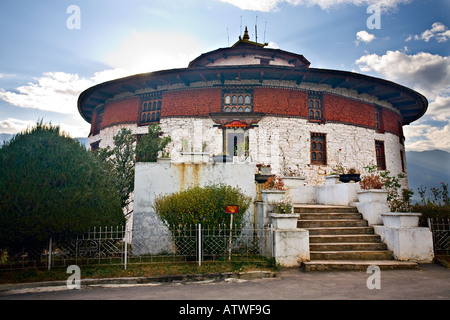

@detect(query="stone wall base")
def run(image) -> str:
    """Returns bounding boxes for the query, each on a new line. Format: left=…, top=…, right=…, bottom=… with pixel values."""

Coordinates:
left=373, top=226, right=434, bottom=263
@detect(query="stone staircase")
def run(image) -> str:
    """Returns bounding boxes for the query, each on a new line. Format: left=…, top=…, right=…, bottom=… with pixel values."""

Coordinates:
left=296, top=205, right=419, bottom=271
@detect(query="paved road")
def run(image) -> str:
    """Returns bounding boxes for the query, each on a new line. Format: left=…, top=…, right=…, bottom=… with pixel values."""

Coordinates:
left=1, top=264, right=448, bottom=318
left=1, top=264, right=448, bottom=302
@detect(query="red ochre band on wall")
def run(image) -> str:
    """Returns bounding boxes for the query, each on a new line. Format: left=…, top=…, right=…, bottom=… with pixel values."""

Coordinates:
left=90, top=87, right=403, bottom=138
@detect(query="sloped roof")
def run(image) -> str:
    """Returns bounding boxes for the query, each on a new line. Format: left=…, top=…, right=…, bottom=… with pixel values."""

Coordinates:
left=188, top=39, right=310, bottom=68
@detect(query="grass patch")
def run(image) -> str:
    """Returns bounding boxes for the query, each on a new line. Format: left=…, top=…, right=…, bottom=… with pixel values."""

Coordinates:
left=0, top=259, right=278, bottom=285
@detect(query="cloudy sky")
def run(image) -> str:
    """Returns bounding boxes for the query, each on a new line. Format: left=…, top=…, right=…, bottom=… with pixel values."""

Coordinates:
left=0, top=0, right=449, bottom=152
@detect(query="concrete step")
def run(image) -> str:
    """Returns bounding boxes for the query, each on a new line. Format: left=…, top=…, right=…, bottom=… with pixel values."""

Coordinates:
left=310, top=242, right=388, bottom=251
left=309, top=234, right=382, bottom=243
left=300, top=212, right=362, bottom=220
left=302, top=260, right=419, bottom=272
left=294, top=205, right=358, bottom=214
left=307, top=226, right=375, bottom=235
left=298, top=219, right=368, bottom=228
left=310, top=250, right=394, bottom=260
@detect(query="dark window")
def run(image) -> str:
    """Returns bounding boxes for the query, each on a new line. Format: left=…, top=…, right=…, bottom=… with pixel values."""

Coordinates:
left=308, top=92, right=323, bottom=122
left=311, top=133, right=326, bottom=165
left=222, top=88, right=253, bottom=113
left=375, top=107, right=384, bottom=132
left=400, top=150, right=405, bottom=173
left=92, top=107, right=104, bottom=136
left=139, top=92, right=162, bottom=125
left=375, top=140, right=386, bottom=170
left=90, top=140, right=100, bottom=151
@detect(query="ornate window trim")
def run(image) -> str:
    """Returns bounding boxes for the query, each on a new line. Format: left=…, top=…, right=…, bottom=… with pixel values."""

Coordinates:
left=139, top=92, right=162, bottom=126
left=308, top=91, right=323, bottom=123
left=222, top=88, right=253, bottom=113
left=311, top=132, right=327, bottom=165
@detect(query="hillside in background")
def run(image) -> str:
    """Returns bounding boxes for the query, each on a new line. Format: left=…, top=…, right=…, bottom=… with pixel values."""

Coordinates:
left=406, top=150, right=450, bottom=203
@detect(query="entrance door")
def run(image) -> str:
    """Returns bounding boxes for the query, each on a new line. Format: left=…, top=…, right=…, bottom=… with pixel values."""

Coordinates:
left=227, top=131, right=245, bottom=156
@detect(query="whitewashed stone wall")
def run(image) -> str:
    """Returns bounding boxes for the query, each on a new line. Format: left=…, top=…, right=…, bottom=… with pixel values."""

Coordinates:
left=250, top=117, right=407, bottom=188
left=90, top=115, right=408, bottom=189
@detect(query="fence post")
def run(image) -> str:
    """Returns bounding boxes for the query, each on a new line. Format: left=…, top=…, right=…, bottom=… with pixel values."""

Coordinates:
left=124, top=226, right=128, bottom=270
left=198, top=224, right=202, bottom=267
left=48, top=237, right=52, bottom=271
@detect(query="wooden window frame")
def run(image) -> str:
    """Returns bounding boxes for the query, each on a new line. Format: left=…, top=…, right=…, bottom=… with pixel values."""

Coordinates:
left=139, top=92, right=162, bottom=126
left=222, top=88, right=253, bottom=113
left=311, top=133, right=327, bottom=165
left=308, top=92, right=323, bottom=123
left=375, top=107, right=384, bottom=133
left=375, top=140, right=386, bottom=170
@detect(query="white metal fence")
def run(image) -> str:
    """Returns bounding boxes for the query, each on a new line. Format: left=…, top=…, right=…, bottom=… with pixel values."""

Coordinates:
left=1, top=225, right=273, bottom=270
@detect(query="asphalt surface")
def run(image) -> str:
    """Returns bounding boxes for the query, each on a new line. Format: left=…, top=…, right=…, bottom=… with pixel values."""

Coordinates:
left=0, top=263, right=448, bottom=301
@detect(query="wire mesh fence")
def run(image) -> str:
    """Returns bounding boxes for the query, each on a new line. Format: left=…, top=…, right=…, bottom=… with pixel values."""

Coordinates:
left=0, top=225, right=273, bottom=270
left=428, top=218, right=450, bottom=256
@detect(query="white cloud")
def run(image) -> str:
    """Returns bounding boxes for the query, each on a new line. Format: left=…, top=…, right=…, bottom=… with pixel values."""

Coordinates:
left=0, top=30, right=206, bottom=138
left=0, top=72, right=93, bottom=115
left=0, top=73, right=15, bottom=79
left=0, top=118, right=34, bottom=134
left=355, top=50, right=450, bottom=100
left=426, top=96, right=450, bottom=122
left=219, top=0, right=412, bottom=12
left=356, top=50, right=450, bottom=152
left=356, top=30, right=376, bottom=44
left=404, top=123, right=450, bottom=152
left=104, top=30, right=204, bottom=75
left=266, top=41, right=280, bottom=49
left=407, top=22, right=450, bottom=43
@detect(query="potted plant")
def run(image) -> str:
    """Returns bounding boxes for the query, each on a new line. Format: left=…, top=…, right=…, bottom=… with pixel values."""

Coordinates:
left=280, top=164, right=305, bottom=189
left=357, top=164, right=389, bottom=201
left=256, top=163, right=271, bottom=175
left=269, top=197, right=299, bottom=229
left=358, top=171, right=388, bottom=202
left=261, top=176, right=287, bottom=203
left=157, top=147, right=172, bottom=162
left=382, top=188, right=421, bottom=227
left=236, top=140, right=249, bottom=162
left=339, top=168, right=361, bottom=183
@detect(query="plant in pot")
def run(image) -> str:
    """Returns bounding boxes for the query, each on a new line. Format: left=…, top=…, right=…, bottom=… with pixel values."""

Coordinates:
left=261, top=176, right=286, bottom=203
left=358, top=166, right=388, bottom=203
left=256, top=163, right=271, bottom=175
left=269, top=197, right=299, bottom=229
left=339, top=167, right=361, bottom=183
left=272, top=197, right=293, bottom=214
left=263, top=176, right=286, bottom=191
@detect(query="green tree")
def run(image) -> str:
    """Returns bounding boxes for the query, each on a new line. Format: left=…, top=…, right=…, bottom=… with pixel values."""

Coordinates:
left=136, top=123, right=171, bottom=162
left=97, top=128, right=136, bottom=213
left=0, top=121, right=125, bottom=254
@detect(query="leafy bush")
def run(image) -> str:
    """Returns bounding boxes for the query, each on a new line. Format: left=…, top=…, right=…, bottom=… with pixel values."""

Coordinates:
left=411, top=182, right=450, bottom=226
left=153, top=184, right=252, bottom=230
left=0, top=121, right=125, bottom=255
left=360, top=173, right=384, bottom=190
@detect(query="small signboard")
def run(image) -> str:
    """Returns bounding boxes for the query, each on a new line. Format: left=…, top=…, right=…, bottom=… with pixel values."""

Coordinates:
left=225, top=205, right=239, bottom=261
left=225, top=205, right=239, bottom=214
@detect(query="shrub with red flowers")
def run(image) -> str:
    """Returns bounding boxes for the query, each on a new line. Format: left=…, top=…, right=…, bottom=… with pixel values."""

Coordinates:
left=263, top=176, right=286, bottom=190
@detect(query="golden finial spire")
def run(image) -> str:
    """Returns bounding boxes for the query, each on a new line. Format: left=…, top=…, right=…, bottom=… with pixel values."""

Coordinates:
left=243, top=26, right=250, bottom=41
